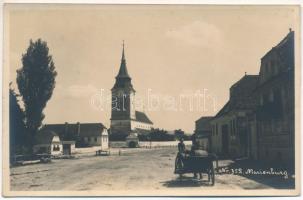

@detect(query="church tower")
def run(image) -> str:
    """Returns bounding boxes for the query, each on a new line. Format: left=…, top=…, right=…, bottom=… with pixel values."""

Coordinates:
left=110, top=42, right=136, bottom=136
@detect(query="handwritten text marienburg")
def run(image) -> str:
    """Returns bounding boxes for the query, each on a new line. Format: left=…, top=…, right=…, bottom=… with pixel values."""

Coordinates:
left=218, top=167, right=289, bottom=179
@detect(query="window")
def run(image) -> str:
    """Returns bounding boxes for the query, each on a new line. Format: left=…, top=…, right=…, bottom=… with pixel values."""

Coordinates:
left=233, top=119, right=236, bottom=136
left=95, top=137, right=97, bottom=142
left=230, top=120, right=233, bottom=136
left=53, top=145, right=60, bottom=151
left=216, top=124, right=218, bottom=136
left=272, top=60, right=276, bottom=75
left=269, top=90, right=274, bottom=102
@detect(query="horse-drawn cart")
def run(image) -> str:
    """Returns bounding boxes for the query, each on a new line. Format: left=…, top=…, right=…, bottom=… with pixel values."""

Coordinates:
left=174, top=152, right=217, bottom=186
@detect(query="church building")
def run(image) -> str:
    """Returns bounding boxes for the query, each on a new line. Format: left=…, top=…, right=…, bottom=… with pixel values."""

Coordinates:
left=110, top=43, right=153, bottom=137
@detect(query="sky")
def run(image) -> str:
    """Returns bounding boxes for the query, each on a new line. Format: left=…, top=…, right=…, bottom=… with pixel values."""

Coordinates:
left=6, top=4, right=300, bottom=132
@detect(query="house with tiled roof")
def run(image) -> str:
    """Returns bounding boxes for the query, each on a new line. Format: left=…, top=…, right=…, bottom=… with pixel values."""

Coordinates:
left=40, top=122, right=108, bottom=150
left=33, top=130, right=63, bottom=156
left=110, top=42, right=153, bottom=139
left=210, top=74, right=259, bottom=157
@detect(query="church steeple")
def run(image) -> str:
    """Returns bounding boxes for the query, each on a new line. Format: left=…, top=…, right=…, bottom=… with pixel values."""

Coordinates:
left=112, top=41, right=134, bottom=91
left=116, top=41, right=130, bottom=79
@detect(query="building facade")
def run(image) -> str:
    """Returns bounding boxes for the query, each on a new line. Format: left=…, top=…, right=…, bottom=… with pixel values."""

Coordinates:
left=193, top=116, right=213, bottom=151
left=253, top=30, right=295, bottom=165
left=209, top=30, right=295, bottom=165
left=110, top=43, right=153, bottom=137
left=210, top=75, right=259, bottom=158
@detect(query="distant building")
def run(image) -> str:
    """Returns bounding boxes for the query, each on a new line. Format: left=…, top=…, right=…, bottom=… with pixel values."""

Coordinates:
left=33, top=130, right=63, bottom=156
left=41, top=122, right=109, bottom=149
left=110, top=43, right=153, bottom=138
left=253, top=30, right=295, bottom=165
left=193, top=116, right=213, bottom=151
left=210, top=74, right=259, bottom=158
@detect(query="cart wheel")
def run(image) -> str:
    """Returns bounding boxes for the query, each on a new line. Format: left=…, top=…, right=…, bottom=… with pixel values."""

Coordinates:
left=209, top=164, right=215, bottom=186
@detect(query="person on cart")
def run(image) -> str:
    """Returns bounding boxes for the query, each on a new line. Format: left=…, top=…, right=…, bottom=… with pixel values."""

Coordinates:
left=178, top=138, right=186, bottom=154
left=175, top=138, right=187, bottom=172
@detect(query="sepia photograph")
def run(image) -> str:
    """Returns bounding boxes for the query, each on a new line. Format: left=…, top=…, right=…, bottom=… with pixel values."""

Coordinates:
left=2, top=2, right=301, bottom=196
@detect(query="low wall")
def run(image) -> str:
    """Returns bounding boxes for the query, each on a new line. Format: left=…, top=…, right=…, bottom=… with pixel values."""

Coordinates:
left=109, top=142, right=126, bottom=148
left=110, top=141, right=192, bottom=148
left=74, top=146, right=101, bottom=154
left=74, top=141, right=192, bottom=155
left=139, top=141, right=191, bottom=148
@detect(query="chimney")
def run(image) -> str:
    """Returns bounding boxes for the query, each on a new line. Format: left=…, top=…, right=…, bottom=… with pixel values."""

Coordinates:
left=77, top=122, right=80, bottom=137
left=64, top=122, right=68, bottom=135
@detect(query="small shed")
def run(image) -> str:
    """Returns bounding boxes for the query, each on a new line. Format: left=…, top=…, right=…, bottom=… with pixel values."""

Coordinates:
left=62, top=141, right=76, bottom=155
left=33, top=130, right=63, bottom=155
left=126, top=132, right=139, bottom=148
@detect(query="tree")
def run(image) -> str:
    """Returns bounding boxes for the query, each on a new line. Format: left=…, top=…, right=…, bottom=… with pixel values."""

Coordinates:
left=16, top=39, right=57, bottom=152
left=174, top=129, right=185, bottom=140
left=9, top=83, right=26, bottom=161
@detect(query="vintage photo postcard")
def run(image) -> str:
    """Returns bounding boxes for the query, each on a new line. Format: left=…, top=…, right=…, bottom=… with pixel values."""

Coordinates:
left=2, top=3, right=301, bottom=197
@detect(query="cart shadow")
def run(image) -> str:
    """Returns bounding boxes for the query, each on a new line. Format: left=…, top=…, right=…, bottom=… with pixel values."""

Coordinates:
left=161, top=176, right=213, bottom=188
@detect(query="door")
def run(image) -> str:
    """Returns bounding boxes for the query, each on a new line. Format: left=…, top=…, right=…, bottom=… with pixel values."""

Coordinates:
left=63, top=144, right=71, bottom=155
left=221, top=124, right=229, bottom=155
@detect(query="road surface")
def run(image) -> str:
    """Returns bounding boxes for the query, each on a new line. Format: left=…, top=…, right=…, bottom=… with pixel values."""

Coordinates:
left=10, top=148, right=293, bottom=192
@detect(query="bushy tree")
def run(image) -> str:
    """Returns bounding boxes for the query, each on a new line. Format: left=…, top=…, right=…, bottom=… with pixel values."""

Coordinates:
left=9, top=84, right=26, bottom=160
left=16, top=39, right=57, bottom=151
left=149, top=129, right=175, bottom=141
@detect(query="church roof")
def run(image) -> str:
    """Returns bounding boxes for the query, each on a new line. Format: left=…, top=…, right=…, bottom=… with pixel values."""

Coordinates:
left=135, top=111, right=153, bottom=124
left=112, top=42, right=135, bottom=91
left=116, top=44, right=130, bottom=78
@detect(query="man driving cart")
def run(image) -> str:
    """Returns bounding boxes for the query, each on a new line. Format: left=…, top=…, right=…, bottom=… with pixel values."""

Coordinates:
left=175, top=138, right=215, bottom=182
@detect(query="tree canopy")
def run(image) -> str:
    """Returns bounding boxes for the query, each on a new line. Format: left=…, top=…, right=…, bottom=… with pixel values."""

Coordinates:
left=16, top=39, right=57, bottom=149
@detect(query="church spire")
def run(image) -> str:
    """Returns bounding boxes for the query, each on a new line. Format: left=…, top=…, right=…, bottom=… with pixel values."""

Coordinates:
left=116, top=40, right=130, bottom=78
left=112, top=41, right=135, bottom=91
left=121, top=40, right=125, bottom=61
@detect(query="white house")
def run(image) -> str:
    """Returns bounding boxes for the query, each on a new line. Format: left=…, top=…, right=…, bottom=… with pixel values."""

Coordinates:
left=100, top=128, right=109, bottom=151
left=41, top=122, right=109, bottom=150
left=33, top=130, right=63, bottom=156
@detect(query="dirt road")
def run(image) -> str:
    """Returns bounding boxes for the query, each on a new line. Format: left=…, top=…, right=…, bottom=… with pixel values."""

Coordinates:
left=10, top=148, right=290, bottom=192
